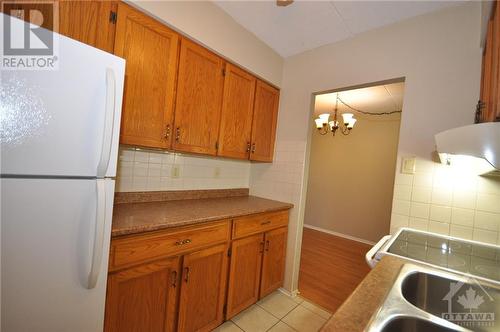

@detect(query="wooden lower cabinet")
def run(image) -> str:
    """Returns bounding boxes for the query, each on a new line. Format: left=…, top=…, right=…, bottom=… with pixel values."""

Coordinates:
left=260, top=227, right=288, bottom=298
left=104, top=257, right=180, bottom=332
left=226, top=234, right=264, bottom=318
left=177, top=244, right=228, bottom=332
left=105, top=212, right=289, bottom=332
left=226, top=226, right=288, bottom=318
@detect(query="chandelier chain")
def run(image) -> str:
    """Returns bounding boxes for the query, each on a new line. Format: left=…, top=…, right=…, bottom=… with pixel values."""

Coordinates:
left=336, top=96, right=402, bottom=116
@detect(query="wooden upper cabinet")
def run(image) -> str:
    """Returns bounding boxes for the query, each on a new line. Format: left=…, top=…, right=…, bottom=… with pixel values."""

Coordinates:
left=226, top=234, right=264, bottom=319
left=59, top=0, right=117, bottom=53
left=480, top=1, right=500, bottom=122
left=104, top=257, right=180, bottom=332
left=218, top=64, right=257, bottom=159
left=177, top=244, right=228, bottom=332
left=114, top=3, right=179, bottom=149
left=260, top=227, right=287, bottom=298
left=250, top=80, right=280, bottom=162
left=2, top=0, right=116, bottom=53
left=174, top=38, right=225, bottom=155
left=1, top=1, right=56, bottom=30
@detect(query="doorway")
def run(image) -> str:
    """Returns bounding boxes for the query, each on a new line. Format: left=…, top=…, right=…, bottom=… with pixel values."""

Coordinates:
left=298, top=79, right=405, bottom=313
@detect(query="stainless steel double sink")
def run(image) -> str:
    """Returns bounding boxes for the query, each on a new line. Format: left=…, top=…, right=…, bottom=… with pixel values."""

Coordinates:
left=366, top=264, right=500, bottom=332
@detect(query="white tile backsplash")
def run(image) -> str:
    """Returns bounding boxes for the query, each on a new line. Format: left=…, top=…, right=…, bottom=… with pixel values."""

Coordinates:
left=116, top=147, right=250, bottom=192
left=249, top=140, right=306, bottom=205
left=390, top=156, right=500, bottom=245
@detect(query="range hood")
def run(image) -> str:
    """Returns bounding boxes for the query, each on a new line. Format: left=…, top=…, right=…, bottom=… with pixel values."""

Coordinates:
left=435, top=122, right=500, bottom=175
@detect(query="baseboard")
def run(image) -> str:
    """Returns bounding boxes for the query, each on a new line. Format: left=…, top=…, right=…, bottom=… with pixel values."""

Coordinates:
left=303, top=224, right=376, bottom=246
left=278, top=287, right=300, bottom=298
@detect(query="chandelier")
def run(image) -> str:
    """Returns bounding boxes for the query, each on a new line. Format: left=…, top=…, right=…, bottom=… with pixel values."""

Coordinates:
left=314, top=95, right=357, bottom=136
left=314, top=93, right=403, bottom=137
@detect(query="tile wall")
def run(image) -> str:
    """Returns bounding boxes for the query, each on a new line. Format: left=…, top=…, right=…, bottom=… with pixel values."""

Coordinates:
left=115, top=147, right=250, bottom=192
left=390, top=157, right=500, bottom=245
left=250, top=140, right=306, bottom=206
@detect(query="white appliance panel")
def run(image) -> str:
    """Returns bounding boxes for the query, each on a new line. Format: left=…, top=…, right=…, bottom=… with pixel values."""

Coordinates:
left=1, top=178, right=115, bottom=332
left=0, top=14, right=125, bottom=178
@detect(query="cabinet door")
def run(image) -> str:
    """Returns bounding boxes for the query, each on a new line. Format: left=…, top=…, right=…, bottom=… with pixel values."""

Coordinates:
left=218, top=64, right=256, bottom=159
left=492, top=2, right=500, bottom=121
left=114, top=3, right=179, bottom=149
left=177, top=244, right=228, bottom=332
left=481, top=19, right=493, bottom=122
left=481, top=2, right=500, bottom=122
left=250, top=80, right=280, bottom=162
left=260, top=227, right=287, bottom=298
left=59, top=0, right=117, bottom=53
left=226, top=234, right=264, bottom=319
left=173, top=38, right=225, bottom=156
left=2, top=1, right=117, bottom=53
left=105, top=257, right=181, bottom=332
left=1, top=1, right=56, bottom=31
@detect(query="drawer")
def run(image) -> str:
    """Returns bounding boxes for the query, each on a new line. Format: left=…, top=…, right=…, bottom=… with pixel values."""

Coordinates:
left=109, top=220, right=230, bottom=271
left=232, top=210, right=289, bottom=239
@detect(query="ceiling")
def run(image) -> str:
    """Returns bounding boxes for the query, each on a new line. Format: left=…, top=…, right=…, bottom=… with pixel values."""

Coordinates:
left=214, top=1, right=463, bottom=57
left=314, top=82, right=405, bottom=117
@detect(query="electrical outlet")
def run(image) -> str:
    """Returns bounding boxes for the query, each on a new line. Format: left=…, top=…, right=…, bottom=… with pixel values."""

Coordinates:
left=401, top=157, right=416, bottom=174
left=214, top=167, right=221, bottom=178
left=171, top=166, right=181, bottom=178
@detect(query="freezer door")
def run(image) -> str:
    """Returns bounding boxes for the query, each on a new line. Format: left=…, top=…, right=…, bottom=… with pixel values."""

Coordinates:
left=1, top=178, right=115, bottom=332
left=0, top=14, right=125, bottom=178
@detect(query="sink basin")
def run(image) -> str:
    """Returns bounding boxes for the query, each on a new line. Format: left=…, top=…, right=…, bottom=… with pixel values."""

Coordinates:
left=365, top=263, right=499, bottom=332
left=401, top=272, right=500, bottom=332
left=381, top=317, right=459, bottom=332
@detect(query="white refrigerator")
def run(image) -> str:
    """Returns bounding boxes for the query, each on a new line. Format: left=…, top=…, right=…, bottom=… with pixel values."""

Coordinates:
left=1, top=14, right=125, bottom=332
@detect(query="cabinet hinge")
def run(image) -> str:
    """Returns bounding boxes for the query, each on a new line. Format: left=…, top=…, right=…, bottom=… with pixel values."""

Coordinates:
left=215, top=141, right=219, bottom=150
left=109, top=11, right=117, bottom=24
left=227, top=248, right=232, bottom=257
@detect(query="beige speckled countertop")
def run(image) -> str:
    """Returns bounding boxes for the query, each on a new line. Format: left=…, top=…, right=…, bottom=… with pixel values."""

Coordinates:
left=112, top=195, right=293, bottom=237
left=322, top=256, right=405, bottom=332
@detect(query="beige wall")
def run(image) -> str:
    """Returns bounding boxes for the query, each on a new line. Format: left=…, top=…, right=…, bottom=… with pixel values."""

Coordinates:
left=130, top=0, right=283, bottom=87
left=250, top=3, right=483, bottom=294
left=304, top=114, right=401, bottom=243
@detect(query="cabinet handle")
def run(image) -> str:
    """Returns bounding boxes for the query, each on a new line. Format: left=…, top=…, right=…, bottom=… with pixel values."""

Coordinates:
left=251, top=143, right=256, bottom=153
left=184, top=267, right=190, bottom=283
left=260, top=241, right=265, bottom=253
left=261, top=221, right=271, bottom=226
left=246, top=142, right=251, bottom=153
left=164, top=124, right=171, bottom=139
left=171, top=270, right=177, bottom=288
left=265, top=240, right=270, bottom=252
left=175, top=127, right=180, bottom=142
left=175, top=239, right=192, bottom=246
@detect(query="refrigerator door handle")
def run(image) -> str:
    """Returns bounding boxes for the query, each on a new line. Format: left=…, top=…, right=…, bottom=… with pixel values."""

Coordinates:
left=96, top=68, right=116, bottom=178
left=87, top=179, right=107, bottom=289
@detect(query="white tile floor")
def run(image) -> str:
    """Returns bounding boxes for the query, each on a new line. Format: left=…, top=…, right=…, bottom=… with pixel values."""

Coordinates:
left=214, top=291, right=332, bottom=332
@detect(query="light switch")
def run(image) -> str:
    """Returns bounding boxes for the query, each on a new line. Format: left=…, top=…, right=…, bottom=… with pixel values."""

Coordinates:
left=402, top=157, right=416, bottom=174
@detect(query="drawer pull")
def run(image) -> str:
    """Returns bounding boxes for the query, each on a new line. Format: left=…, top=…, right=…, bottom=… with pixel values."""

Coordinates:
left=175, top=239, right=192, bottom=246
left=261, top=221, right=271, bottom=226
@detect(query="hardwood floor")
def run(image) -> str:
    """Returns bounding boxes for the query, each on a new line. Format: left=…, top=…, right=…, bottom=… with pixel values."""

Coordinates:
left=298, top=227, right=372, bottom=313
